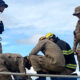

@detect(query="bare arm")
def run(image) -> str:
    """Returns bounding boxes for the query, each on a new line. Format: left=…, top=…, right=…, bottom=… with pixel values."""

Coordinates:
left=29, top=40, right=45, bottom=56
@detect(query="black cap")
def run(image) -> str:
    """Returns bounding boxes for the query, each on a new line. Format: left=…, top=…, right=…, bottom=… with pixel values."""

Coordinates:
left=0, top=0, right=8, bottom=8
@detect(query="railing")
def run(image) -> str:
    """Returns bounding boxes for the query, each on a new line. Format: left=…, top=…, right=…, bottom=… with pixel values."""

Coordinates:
left=0, top=72, right=79, bottom=80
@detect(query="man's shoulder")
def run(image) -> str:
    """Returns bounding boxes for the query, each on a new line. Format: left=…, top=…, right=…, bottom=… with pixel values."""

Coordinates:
left=58, top=39, right=68, bottom=44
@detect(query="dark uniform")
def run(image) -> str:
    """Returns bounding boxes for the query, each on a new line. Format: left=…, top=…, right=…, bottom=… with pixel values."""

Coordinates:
left=53, top=37, right=76, bottom=74
left=29, top=39, right=65, bottom=74
left=46, top=33, right=76, bottom=75
left=45, top=33, right=77, bottom=80
left=0, top=53, right=26, bottom=80
left=73, top=6, right=80, bottom=70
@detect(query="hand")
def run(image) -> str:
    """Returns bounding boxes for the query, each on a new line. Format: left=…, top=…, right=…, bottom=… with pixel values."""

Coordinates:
left=73, top=48, right=76, bottom=55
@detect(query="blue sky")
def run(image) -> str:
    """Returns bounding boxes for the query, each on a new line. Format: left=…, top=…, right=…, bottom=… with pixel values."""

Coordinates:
left=1, top=0, right=80, bottom=57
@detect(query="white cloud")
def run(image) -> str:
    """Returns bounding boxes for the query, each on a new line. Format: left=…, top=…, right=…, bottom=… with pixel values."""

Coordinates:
left=1, top=0, right=79, bottom=47
left=2, top=0, right=76, bottom=31
left=16, top=34, right=43, bottom=45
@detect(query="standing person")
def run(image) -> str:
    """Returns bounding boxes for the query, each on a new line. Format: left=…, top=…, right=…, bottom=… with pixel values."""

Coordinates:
left=0, top=53, right=31, bottom=80
left=73, top=6, right=80, bottom=71
left=0, top=0, right=8, bottom=53
left=29, top=37, right=65, bottom=80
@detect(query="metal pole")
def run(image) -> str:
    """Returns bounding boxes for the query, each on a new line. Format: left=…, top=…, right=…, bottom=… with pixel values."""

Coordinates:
left=0, top=72, right=79, bottom=78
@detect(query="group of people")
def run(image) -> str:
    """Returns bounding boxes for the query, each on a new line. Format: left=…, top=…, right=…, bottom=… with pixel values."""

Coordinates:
left=0, top=0, right=80, bottom=80
left=28, top=6, right=80, bottom=80
left=29, top=33, right=77, bottom=80
left=28, top=5, right=80, bottom=80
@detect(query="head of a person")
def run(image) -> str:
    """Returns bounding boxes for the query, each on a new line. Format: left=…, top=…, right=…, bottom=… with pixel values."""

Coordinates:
left=45, top=33, right=56, bottom=41
left=0, top=0, right=8, bottom=12
left=73, top=6, right=80, bottom=18
left=23, top=56, right=31, bottom=70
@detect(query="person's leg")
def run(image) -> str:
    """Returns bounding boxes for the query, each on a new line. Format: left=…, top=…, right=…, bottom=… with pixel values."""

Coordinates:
left=50, top=73, right=77, bottom=80
left=35, top=71, right=46, bottom=80
left=0, top=66, right=12, bottom=80
left=14, top=75, right=27, bottom=80
left=0, top=42, right=2, bottom=53
left=60, top=68, right=73, bottom=75
left=77, top=45, right=80, bottom=71
left=50, top=67, right=74, bottom=80
left=30, top=55, right=64, bottom=80
left=30, top=55, right=48, bottom=73
left=49, top=72, right=61, bottom=80
left=30, top=55, right=47, bottom=80
left=51, top=68, right=77, bottom=80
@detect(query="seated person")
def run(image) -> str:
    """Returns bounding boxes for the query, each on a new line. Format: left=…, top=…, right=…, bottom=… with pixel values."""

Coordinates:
left=29, top=36, right=65, bottom=80
left=0, top=53, right=31, bottom=80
